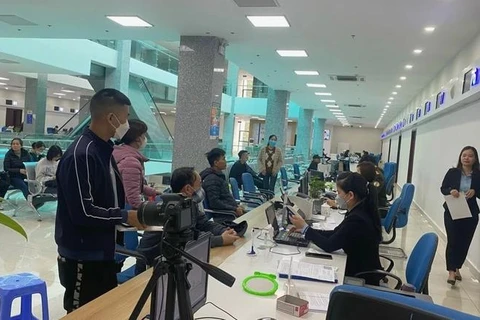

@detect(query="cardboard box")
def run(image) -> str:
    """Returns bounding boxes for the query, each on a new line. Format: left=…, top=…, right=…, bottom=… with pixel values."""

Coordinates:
left=276, top=295, right=309, bottom=317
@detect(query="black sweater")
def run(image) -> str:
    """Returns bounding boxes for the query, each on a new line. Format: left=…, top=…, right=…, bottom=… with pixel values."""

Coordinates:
left=3, top=148, right=31, bottom=179
left=304, top=205, right=382, bottom=284
left=441, top=168, right=480, bottom=216
left=228, top=160, right=258, bottom=188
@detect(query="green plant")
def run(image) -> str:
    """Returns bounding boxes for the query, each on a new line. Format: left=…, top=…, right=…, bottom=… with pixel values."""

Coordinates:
left=325, top=181, right=336, bottom=191
left=309, top=177, right=326, bottom=199
left=0, top=212, right=27, bottom=240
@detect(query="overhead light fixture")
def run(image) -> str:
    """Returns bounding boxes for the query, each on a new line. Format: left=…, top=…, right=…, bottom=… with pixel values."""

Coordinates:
left=246, top=16, right=290, bottom=28
left=424, top=26, right=435, bottom=33
left=325, top=105, right=339, bottom=108
left=213, top=68, right=225, bottom=73
left=385, top=105, right=389, bottom=108
left=0, top=82, right=6, bottom=86
left=389, top=97, right=394, bottom=100
left=60, top=107, right=64, bottom=112
left=413, top=49, right=423, bottom=54
left=0, top=77, right=9, bottom=81
left=295, top=70, right=319, bottom=76
left=106, top=15, right=153, bottom=27
left=395, top=85, right=402, bottom=88
left=400, top=76, right=407, bottom=80
left=359, top=126, right=362, bottom=128
left=53, top=92, right=66, bottom=96
left=387, top=101, right=392, bottom=104
left=392, top=92, right=398, bottom=95
left=5, top=87, right=8, bottom=90
left=332, top=112, right=343, bottom=114
left=61, top=89, right=75, bottom=93
left=405, top=65, right=413, bottom=69
left=306, top=83, right=326, bottom=88
left=321, top=99, right=336, bottom=103
left=315, top=92, right=332, bottom=96
left=276, top=50, right=308, bottom=57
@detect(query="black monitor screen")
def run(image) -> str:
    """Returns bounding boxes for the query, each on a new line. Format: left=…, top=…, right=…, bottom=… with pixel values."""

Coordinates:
left=152, top=233, right=210, bottom=320
left=310, top=170, right=325, bottom=181
left=299, top=175, right=309, bottom=195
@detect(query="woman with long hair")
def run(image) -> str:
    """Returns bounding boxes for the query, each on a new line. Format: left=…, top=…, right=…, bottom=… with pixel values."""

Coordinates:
left=441, top=146, right=480, bottom=285
left=3, top=138, right=31, bottom=198
left=257, top=134, right=284, bottom=191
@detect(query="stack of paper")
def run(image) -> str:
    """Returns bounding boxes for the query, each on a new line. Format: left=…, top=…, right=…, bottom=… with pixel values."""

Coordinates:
left=277, top=258, right=336, bottom=283
left=298, top=292, right=330, bottom=311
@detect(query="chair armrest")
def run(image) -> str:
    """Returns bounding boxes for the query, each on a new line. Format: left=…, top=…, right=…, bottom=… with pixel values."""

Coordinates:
left=115, top=245, right=147, bottom=263
left=380, top=254, right=395, bottom=272
left=240, top=198, right=262, bottom=207
left=204, top=208, right=237, bottom=217
left=354, top=270, right=403, bottom=289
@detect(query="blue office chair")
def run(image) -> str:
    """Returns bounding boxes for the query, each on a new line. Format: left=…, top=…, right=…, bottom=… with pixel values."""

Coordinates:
left=381, top=197, right=402, bottom=245
left=383, top=162, right=397, bottom=182
left=356, top=232, right=438, bottom=294
left=115, top=230, right=146, bottom=284
left=396, top=183, right=415, bottom=228
left=385, top=174, right=396, bottom=202
left=229, top=178, right=262, bottom=208
left=327, top=284, right=480, bottom=320
left=293, top=163, right=302, bottom=180
left=280, top=167, right=300, bottom=191
left=242, top=173, right=274, bottom=200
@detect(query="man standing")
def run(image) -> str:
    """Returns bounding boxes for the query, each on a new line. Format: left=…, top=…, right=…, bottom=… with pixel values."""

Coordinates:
left=55, top=88, right=144, bottom=313
left=228, top=150, right=263, bottom=189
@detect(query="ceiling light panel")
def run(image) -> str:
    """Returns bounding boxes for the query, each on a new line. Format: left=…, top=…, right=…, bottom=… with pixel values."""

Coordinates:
left=395, top=85, right=402, bottom=88
left=424, top=26, right=435, bottom=33
left=315, top=92, right=332, bottom=96
left=0, top=82, right=6, bottom=86
left=53, top=92, right=66, bottom=96
left=306, top=83, right=326, bottom=88
left=106, top=16, right=153, bottom=27
left=321, top=99, right=336, bottom=103
left=0, top=77, right=9, bottom=81
left=405, top=65, right=413, bottom=69
left=400, top=76, right=407, bottom=80
left=61, top=89, right=75, bottom=93
left=276, top=50, right=308, bottom=57
left=413, top=49, right=423, bottom=54
left=325, top=105, right=339, bottom=108
left=295, top=70, right=319, bottom=75
left=246, top=16, right=289, bottom=27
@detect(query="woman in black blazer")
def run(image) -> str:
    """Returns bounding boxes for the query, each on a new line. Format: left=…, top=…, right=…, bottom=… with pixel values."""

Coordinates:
left=441, top=146, right=480, bottom=285
left=3, top=138, right=31, bottom=198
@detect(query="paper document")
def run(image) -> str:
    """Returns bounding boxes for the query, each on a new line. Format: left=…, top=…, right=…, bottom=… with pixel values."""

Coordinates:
left=298, top=292, right=330, bottom=311
left=277, top=258, right=336, bottom=283
left=444, top=193, right=472, bottom=220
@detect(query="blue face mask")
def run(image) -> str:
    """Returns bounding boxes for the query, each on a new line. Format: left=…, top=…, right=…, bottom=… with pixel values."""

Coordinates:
left=269, top=140, right=277, bottom=147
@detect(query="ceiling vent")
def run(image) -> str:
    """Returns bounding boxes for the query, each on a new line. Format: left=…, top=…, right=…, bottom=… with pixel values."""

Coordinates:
left=0, top=59, right=19, bottom=64
left=344, top=104, right=366, bottom=108
left=0, top=15, right=37, bottom=26
left=233, top=0, right=279, bottom=7
left=329, top=75, right=366, bottom=82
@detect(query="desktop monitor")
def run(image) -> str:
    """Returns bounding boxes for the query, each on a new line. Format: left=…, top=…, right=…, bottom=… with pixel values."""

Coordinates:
left=309, top=170, right=325, bottom=181
left=298, top=174, right=309, bottom=195
left=151, top=233, right=211, bottom=320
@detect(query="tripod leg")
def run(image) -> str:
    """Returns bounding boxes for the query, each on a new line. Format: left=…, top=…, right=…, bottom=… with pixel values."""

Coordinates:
left=164, top=271, right=178, bottom=320
left=174, top=261, right=194, bottom=320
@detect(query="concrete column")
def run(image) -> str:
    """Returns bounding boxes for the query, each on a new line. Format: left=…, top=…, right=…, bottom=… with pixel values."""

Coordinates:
left=78, top=95, right=92, bottom=123
left=222, top=61, right=240, bottom=157
left=23, top=74, right=48, bottom=134
left=172, top=36, right=227, bottom=170
left=265, top=89, right=290, bottom=150
left=105, top=40, right=131, bottom=94
left=295, top=108, right=314, bottom=159
left=312, top=118, right=327, bottom=155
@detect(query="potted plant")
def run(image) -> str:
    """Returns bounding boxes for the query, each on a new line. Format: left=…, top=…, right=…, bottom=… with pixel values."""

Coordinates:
left=309, top=177, right=326, bottom=199
left=0, top=211, right=27, bottom=240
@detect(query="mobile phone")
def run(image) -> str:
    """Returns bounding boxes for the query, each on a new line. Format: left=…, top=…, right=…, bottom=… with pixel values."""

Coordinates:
left=305, top=252, right=333, bottom=260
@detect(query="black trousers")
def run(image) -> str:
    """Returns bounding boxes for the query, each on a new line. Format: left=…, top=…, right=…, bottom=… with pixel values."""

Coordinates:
left=444, top=211, right=479, bottom=271
left=58, top=256, right=118, bottom=313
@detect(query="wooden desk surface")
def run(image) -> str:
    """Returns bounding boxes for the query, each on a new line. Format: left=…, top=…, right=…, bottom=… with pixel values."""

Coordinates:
left=62, top=201, right=272, bottom=320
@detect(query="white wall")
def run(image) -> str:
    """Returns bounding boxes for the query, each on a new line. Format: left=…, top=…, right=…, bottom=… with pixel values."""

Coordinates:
left=330, top=126, right=383, bottom=154
left=389, top=135, right=399, bottom=163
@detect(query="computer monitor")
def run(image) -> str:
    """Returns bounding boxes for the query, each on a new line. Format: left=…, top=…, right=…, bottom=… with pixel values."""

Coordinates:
left=298, top=175, right=309, bottom=195
left=309, top=170, right=325, bottom=181
left=151, top=233, right=211, bottom=320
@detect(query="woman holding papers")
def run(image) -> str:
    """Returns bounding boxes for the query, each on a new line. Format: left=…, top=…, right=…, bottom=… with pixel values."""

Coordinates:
left=290, top=172, right=383, bottom=285
left=441, top=146, right=480, bottom=286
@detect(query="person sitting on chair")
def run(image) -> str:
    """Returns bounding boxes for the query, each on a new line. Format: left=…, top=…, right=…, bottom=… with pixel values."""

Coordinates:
left=3, top=138, right=31, bottom=199
left=308, top=154, right=321, bottom=171
left=35, top=145, right=63, bottom=194
left=30, top=141, right=46, bottom=162
left=229, top=150, right=263, bottom=189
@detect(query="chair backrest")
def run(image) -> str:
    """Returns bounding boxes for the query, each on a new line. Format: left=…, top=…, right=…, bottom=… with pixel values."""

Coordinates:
left=385, top=174, right=395, bottom=195
left=229, top=178, right=240, bottom=200
left=383, top=197, right=401, bottom=234
left=406, top=233, right=438, bottom=293
left=24, top=162, right=37, bottom=180
left=280, top=167, right=288, bottom=187
left=396, top=183, right=415, bottom=228
left=383, top=162, right=397, bottom=182
left=242, top=173, right=256, bottom=193
left=293, top=163, right=301, bottom=179
left=24, top=162, right=41, bottom=195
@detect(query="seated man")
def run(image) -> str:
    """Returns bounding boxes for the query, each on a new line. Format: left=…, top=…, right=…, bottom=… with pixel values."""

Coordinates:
left=201, top=148, right=244, bottom=217
left=229, top=150, right=263, bottom=189
left=308, top=154, right=321, bottom=171
left=135, top=167, right=240, bottom=275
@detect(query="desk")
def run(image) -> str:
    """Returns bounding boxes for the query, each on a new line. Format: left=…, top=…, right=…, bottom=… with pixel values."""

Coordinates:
left=62, top=203, right=346, bottom=320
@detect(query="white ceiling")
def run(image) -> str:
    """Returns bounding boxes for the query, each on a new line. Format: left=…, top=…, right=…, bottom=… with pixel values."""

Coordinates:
left=1, top=0, right=480, bottom=127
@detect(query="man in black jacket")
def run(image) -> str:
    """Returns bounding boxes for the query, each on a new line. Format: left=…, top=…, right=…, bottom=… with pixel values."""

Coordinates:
left=200, top=148, right=244, bottom=217
left=55, top=89, right=144, bottom=313
left=135, top=167, right=240, bottom=274
left=228, top=150, right=263, bottom=189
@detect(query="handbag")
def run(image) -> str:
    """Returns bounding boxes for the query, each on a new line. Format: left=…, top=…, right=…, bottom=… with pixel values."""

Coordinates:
left=0, top=171, right=11, bottom=185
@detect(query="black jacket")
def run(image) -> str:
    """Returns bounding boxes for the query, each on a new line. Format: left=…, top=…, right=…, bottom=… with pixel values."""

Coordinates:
left=375, top=168, right=388, bottom=207
left=200, top=167, right=237, bottom=211
left=55, top=128, right=127, bottom=261
left=304, top=204, right=382, bottom=285
left=228, top=160, right=257, bottom=188
left=3, top=148, right=31, bottom=179
left=308, top=161, right=319, bottom=171
left=29, top=152, right=44, bottom=162
left=441, top=168, right=480, bottom=216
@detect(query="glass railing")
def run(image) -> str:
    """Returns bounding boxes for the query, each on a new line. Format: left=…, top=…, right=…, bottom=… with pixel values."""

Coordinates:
left=237, top=84, right=269, bottom=98
left=90, top=39, right=117, bottom=50
left=131, top=40, right=179, bottom=75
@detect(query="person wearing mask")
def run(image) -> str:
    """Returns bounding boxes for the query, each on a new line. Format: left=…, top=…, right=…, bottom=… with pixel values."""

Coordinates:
left=35, top=145, right=63, bottom=194
left=228, top=150, right=263, bottom=189
left=113, top=119, right=160, bottom=209
left=201, top=148, right=244, bottom=218
left=55, top=88, right=145, bottom=313
left=257, top=135, right=283, bottom=191
left=308, top=154, right=321, bottom=171
left=290, top=172, right=383, bottom=285
left=3, top=138, right=31, bottom=198
left=135, top=167, right=240, bottom=274
left=441, top=146, right=480, bottom=286
left=30, top=141, right=46, bottom=162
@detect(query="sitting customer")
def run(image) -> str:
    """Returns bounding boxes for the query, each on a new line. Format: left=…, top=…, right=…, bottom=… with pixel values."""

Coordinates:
left=3, top=138, right=31, bottom=198
left=200, top=148, right=244, bottom=217
left=308, top=154, right=321, bottom=171
left=135, top=167, right=240, bottom=274
left=35, top=145, right=63, bottom=193
left=113, top=119, right=160, bottom=209
left=30, top=141, right=46, bottom=162
left=290, top=172, right=383, bottom=285
left=229, top=150, right=263, bottom=189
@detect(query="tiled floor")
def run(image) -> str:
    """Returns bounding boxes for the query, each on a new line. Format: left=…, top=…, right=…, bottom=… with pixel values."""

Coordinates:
left=0, top=199, right=479, bottom=319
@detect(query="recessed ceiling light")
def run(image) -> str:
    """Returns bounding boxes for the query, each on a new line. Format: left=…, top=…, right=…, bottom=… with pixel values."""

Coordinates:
left=0, top=77, right=9, bottom=81
left=400, top=76, right=407, bottom=80
left=424, top=26, right=435, bottom=33
left=306, top=83, right=326, bottom=88
left=387, top=101, right=392, bottom=104
left=332, top=111, right=343, bottom=114
left=359, top=126, right=362, bottom=128
left=213, top=68, right=225, bottom=73
left=325, top=105, right=339, bottom=108
left=389, top=97, right=394, bottom=100
left=5, top=87, right=8, bottom=90
left=385, top=105, right=389, bottom=108
left=53, top=92, right=66, bottom=96
left=395, top=85, right=402, bottom=88
left=0, top=82, right=6, bottom=86
left=106, top=15, right=152, bottom=27
left=276, top=50, right=308, bottom=57
left=246, top=16, right=290, bottom=28
left=405, top=65, right=413, bottom=69
left=61, top=89, right=75, bottom=93
left=295, top=70, right=319, bottom=76
left=321, top=99, right=336, bottom=103
left=392, top=92, right=398, bottom=95
left=413, top=49, right=423, bottom=54
left=315, top=92, right=332, bottom=96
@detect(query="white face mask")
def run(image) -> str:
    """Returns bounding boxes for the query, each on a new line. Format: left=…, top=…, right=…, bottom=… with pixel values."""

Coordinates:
left=111, top=114, right=130, bottom=140
left=140, top=137, right=148, bottom=149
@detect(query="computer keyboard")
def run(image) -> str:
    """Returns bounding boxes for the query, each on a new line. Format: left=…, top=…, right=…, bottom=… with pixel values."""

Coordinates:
left=278, top=232, right=302, bottom=241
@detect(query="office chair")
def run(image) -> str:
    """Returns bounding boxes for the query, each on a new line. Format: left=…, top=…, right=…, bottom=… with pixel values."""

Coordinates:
left=242, top=173, right=274, bottom=200
left=23, top=162, right=57, bottom=221
left=229, top=178, right=262, bottom=208
left=356, top=232, right=438, bottom=294
left=293, top=163, right=302, bottom=180
left=202, top=196, right=237, bottom=223
left=280, top=167, right=300, bottom=191
left=385, top=174, right=396, bottom=202
left=381, top=197, right=402, bottom=245
left=115, top=230, right=147, bottom=284
left=327, top=284, right=480, bottom=320
left=396, top=183, right=415, bottom=228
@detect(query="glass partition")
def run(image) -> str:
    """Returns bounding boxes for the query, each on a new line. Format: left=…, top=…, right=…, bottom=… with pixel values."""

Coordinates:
left=90, top=39, right=117, bottom=50
left=130, top=41, right=179, bottom=75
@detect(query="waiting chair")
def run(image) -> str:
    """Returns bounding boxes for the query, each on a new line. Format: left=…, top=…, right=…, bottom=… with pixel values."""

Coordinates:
left=356, top=233, right=438, bottom=295
left=115, top=230, right=147, bottom=284
left=385, top=174, right=396, bottom=202
left=242, top=173, right=274, bottom=200
left=202, top=196, right=236, bottom=223
left=396, top=183, right=415, bottom=228
left=22, top=162, right=57, bottom=221
left=229, top=178, right=262, bottom=208
left=280, top=167, right=300, bottom=191
left=381, top=197, right=402, bottom=245
left=293, top=163, right=302, bottom=180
